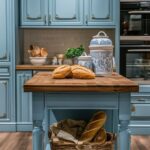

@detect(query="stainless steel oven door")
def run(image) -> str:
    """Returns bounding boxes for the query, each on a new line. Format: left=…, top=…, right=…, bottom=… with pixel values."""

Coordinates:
left=120, top=44, right=150, bottom=83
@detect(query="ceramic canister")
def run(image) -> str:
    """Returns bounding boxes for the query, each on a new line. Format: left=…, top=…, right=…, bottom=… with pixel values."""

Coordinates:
left=89, top=31, right=114, bottom=76
left=78, top=55, right=93, bottom=70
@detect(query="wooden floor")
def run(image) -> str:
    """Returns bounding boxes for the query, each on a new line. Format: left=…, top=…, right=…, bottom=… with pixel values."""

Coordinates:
left=0, top=132, right=32, bottom=150
left=0, top=132, right=150, bottom=150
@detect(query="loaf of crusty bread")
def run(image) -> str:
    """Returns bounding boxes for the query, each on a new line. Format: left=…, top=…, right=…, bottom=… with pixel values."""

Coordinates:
left=93, top=128, right=107, bottom=144
left=79, top=112, right=107, bottom=143
left=71, top=65, right=95, bottom=79
left=52, top=65, right=71, bottom=79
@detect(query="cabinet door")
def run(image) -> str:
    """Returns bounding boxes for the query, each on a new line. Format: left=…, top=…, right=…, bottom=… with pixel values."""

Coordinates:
left=49, top=0, right=83, bottom=26
left=0, top=79, right=10, bottom=121
left=0, top=0, right=9, bottom=62
left=85, top=0, right=114, bottom=26
left=16, top=71, right=33, bottom=131
left=21, top=0, right=48, bottom=26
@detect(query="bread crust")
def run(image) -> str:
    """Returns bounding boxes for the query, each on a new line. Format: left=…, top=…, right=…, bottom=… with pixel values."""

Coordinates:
left=93, top=128, right=107, bottom=144
left=52, top=65, right=71, bottom=79
left=71, top=65, right=95, bottom=79
left=79, top=112, right=107, bottom=143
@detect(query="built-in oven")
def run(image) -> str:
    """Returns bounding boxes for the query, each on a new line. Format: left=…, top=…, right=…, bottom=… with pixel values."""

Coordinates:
left=120, top=1, right=150, bottom=36
left=120, top=41, right=150, bottom=84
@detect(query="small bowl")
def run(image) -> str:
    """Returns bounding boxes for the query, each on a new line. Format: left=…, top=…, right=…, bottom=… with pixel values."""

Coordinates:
left=29, top=57, right=47, bottom=65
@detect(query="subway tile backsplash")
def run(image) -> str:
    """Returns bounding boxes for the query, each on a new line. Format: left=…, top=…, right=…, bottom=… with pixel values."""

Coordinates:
left=23, top=29, right=114, bottom=64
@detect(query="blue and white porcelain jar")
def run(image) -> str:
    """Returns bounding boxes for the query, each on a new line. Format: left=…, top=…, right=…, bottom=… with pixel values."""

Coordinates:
left=78, top=55, right=93, bottom=70
left=89, top=31, right=114, bottom=76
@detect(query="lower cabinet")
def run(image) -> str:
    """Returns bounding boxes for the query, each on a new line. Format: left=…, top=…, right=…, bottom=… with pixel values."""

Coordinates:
left=16, top=71, right=33, bottom=131
left=130, top=85, right=150, bottom=135
left=0, top=77, right=16, bottom=131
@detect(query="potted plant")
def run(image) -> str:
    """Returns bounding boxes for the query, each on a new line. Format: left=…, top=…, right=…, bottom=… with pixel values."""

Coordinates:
left=64, top=45, right=85, bottom=64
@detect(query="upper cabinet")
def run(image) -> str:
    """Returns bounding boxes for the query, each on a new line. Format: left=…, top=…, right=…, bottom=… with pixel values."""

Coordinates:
left=0, top=0, right=9, bottom=62
left=21, top=0, right=48, bottom=26
left=20, top=0, right=116, bottom=27
left=49, top=0, right=83, bottom=26
left=85, top=0, right=114, bottom=26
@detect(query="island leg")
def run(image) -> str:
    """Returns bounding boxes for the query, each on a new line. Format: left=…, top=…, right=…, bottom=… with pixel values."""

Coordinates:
left=32, top=125, right=44, bottom=150
left=119, top=93, right=131, bottom=150
left=44, top=106, right=51, bottom=150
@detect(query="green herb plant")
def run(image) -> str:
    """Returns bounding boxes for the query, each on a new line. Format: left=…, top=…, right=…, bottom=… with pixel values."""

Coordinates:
left=64, top=45, right=85, bottom=59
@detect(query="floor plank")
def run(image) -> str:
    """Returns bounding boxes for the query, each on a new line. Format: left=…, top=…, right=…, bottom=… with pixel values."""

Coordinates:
left=0, top=132, right=32, bottom=150
left=0, top=132, right=150, bottom=150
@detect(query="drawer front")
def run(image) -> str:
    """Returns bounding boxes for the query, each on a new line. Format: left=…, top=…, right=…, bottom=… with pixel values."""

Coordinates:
left=0, top=67, right=10, bottom=76
left=46, top=93, right=118, bottom=109
left=131, top=96, right=150, bottom=104
left=139, top=85, right=150, bottom=93
left=131, top=104, right=150, bottom=117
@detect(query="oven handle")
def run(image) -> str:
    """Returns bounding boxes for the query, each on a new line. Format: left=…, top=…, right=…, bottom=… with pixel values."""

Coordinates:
left=128, top=49, right=150, bottom=52
left=128, top=10, right=150, bottom=14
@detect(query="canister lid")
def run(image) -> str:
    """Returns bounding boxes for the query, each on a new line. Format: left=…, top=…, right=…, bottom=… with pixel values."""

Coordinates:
left=89, top=31, right=113, bottom=50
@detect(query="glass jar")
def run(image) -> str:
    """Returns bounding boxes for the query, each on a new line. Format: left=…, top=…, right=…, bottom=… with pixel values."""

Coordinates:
left=89, top=31, right=114, bottom=76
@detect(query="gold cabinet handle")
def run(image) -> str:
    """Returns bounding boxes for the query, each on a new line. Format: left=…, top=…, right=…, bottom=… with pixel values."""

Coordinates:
left=131, top=105, right=136, bottom=112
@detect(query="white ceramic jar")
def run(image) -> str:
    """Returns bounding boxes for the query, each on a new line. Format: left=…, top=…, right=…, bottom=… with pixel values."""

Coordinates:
left=89, top=31, right=114, bottom=76
left=78, top=55, right=93, bottom=70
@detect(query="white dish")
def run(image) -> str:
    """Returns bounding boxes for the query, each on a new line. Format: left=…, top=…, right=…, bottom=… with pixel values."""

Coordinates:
left=29, top=57, right=47, bottom=65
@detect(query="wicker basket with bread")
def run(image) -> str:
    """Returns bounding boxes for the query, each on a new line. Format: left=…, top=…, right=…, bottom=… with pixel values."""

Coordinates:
left=49, top=111, right=116, bottom=150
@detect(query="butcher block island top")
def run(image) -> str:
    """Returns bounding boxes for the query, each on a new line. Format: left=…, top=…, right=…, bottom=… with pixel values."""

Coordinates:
left=24, top=72, right=139, bottom=92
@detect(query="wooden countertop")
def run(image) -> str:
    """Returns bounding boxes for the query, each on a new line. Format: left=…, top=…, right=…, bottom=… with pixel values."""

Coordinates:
left=24, top=72, right=139, bottom=92
left=16, top=65, right=59, bottom=71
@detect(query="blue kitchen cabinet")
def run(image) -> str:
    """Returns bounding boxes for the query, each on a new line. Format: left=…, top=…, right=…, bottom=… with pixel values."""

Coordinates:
left=16, top=71, right=33, bottom=131
left=0, top=78, right=16, bottom=131
left=84, top=0, right=115, bottom=26
left=49, top=0, right=83, bottom=26
left=0, top=0, right=9, bottom=62
left=20, top=0, right=117, bottom=27
left=20, top=0, right=48, bottom=26
left=0, top=0, right=16, bottom=131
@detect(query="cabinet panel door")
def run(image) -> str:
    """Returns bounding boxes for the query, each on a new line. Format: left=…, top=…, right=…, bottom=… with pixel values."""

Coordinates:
left=49, top=0, right=83, bottom=25
left=17, top=71, right=32, bottom=131
left=85, top=0, right=114, bottom=26
left=0, top=79, right=10, bottom=121
left=0, top=0, right=9, bottom=62
left=21, top=0, right=48, bottom=26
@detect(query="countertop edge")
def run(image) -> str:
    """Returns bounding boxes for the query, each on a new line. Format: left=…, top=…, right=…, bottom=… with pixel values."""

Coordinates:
left=16, top=65, right=59, bottom=70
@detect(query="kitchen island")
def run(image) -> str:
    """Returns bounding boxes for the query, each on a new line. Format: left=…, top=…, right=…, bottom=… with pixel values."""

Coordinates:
left=24, top=72, right=139, bottom=150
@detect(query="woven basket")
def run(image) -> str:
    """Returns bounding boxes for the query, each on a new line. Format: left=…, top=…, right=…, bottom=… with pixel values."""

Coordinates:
left=50, top=132, right=116, bottom=150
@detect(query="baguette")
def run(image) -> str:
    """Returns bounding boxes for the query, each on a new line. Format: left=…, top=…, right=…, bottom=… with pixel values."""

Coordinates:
left=79, top=112, right=107, bottom=143
left=71, top=65, right=95, bottom=79
left=93, top=128, right=107, bottom=144
left=52, top=65, right=71, bottom=79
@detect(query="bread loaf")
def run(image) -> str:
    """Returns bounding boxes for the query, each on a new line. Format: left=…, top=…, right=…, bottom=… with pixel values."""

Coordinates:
left=40, top=48, right=48, bottom=57
left=52, top=65, right=71, bottom=79
left=93, top=128, right=107, bottom=144
left=71, top=65, right=95, bottom=79
left=79, top=112, right=107, bottom=143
